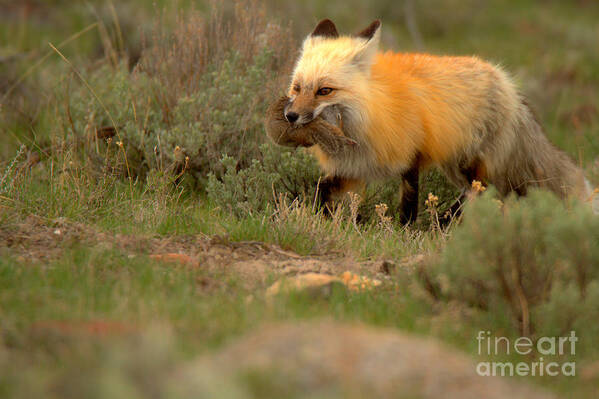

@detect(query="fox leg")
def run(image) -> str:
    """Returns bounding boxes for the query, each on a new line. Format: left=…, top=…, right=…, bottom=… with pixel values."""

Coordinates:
left=399, top=161, right=420, bottom=225
left=441, top=159, right=488, bottom=225
left=440, top=189, right=468, bottom=226
left=316, top=176, right=365, bottom=213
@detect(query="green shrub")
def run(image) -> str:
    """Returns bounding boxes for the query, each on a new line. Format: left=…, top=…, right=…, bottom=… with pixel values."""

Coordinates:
left=422, top=189, right=599, bottom=339
left=206, top=144, right=320, bottom=216
left=63, top=49, right=285, bottom=180
left=53, top=2, right=294, bottom=187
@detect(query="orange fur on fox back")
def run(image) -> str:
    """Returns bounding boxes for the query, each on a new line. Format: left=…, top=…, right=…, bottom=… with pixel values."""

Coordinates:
left=350, top=52, right=516, bottom=169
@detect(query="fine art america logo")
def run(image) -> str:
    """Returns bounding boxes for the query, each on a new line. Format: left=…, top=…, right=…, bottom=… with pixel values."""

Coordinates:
left=476, top=331, right=577, bottom=377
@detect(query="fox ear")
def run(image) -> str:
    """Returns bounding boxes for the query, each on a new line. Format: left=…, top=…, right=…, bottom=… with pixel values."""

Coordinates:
left=355, top=20, right=381, bottom=41
left=311, top=19, right=339, bottom=38
left=353, top=21, right=381, bottom=70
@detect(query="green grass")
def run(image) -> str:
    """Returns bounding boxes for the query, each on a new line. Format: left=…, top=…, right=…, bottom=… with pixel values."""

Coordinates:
left=1, top=241, right=595, bottom=397
left=2, top=171, right=429, bottom=261
left=0, top=247, right=424, bottom=396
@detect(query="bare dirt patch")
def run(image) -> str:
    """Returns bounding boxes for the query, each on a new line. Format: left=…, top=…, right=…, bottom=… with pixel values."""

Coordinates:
left=0, top=216, right=397, bottom=288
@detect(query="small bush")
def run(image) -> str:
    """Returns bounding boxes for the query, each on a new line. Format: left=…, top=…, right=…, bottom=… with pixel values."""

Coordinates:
left=206, top=144, right=320, bottom=216
left=54, top=1, right=294, bottom=188
left=422, top=189, right=599, bottom=338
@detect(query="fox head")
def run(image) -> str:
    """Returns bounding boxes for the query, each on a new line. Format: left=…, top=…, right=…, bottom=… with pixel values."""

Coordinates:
left=285, top=19, right=381, bottom=125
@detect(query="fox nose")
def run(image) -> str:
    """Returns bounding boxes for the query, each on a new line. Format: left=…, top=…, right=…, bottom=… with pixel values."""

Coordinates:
left=285, top=111, right=299, bottom=123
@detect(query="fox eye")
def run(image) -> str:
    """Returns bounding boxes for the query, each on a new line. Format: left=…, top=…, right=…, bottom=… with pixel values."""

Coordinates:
left=292, top=84, right=301, bottom=92
left=317, top=87, right=333, bottom=96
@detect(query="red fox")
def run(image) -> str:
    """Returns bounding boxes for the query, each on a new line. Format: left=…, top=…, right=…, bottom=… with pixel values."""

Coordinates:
left=274, top=19, right=597, bottom=223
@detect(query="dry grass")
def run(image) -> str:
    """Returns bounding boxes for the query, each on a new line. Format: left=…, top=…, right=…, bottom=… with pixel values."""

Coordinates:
left=138, top=0, right=295, bottom=122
